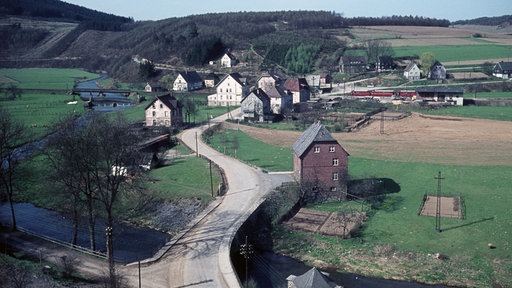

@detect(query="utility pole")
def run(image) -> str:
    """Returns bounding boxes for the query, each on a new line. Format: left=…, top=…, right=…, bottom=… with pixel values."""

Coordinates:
left=435, top=171, right=444, bottom=232
left=239, top=236, right=253, bottom=288
left=380, top=109, right=385, bottom=135
left=195, top=131, right=198, bottom=157
left=209, top=159, right=214, bottom=197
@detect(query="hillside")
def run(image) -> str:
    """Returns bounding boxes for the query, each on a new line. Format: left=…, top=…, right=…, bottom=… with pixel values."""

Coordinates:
left=1, top=1, right=511, bottom=82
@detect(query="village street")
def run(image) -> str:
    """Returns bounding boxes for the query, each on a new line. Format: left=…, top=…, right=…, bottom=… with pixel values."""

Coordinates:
left=122, top=109, right=295, bottom=288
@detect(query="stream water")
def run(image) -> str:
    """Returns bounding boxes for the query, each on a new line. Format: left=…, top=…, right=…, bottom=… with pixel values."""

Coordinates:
left=76, top=74, right=134, bottom=112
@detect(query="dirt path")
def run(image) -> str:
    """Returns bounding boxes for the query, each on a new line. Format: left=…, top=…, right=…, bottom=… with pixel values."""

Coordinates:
left=227, top=113, right=512, bottom=166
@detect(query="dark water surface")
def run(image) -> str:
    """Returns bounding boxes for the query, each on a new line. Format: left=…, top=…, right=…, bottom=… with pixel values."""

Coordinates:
left=1, top=203, right=170, bottom=263
left=76, top=74, right=134, bottom=112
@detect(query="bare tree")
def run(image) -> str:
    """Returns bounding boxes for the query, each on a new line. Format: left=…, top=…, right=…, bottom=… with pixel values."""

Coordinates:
left=86, top=114, right=143, bottom=288
left=0, top=107, right=27, bottom=231
left=365, top=39, right=393, bottom=66
left=46, top=114, right=98, bottom=248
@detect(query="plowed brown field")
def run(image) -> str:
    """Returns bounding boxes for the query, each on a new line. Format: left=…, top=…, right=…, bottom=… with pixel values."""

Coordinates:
left=227, top=113, right=512, bottom=166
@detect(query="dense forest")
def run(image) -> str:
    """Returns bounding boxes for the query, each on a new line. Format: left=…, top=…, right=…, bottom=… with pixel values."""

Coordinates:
left=0, top=0, right=133, bottom=31
left=452, top=15, right=512, bottom=26
left=1, top=0, right=509, bottom=81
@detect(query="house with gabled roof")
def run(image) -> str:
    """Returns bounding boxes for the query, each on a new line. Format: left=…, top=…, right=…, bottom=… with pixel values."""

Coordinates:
left=493, top=61, right=512, bottom=79
left=429, top=61, right=446, bottom=80
left=173, top=71, right=203, bottom=92
left=339, top=56, right=367, bottom=74
left=403, top=62, right=421, bottom=80
left=220, top=51, right=237, bottom=68
left=144, top=93, right=182, bottom=127
left=376, top=55, right=395, bottom=72
left=265, top=85, right=293, bottom=114
left=257, top=70, right=287, bottom=92
left=283, top=77, right=311, bottom=104
left=286, top=267, right=341, bottom=288
left=240, top=88, right=272, bottom=122
left=204, top=72, right=220, bottom=88
left=207, top=73, right=250, bottom=106
left=144, top=82, right=166, bottom=93
left=293, top=122, right=349, bottom=201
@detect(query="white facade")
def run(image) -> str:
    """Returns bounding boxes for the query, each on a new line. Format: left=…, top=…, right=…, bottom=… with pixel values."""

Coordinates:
left=207, top=74, right=249, bottom=106
left=220, top=53, right=236, bottom=67
left=404, top=63, right=421, bottom=80
left=173, top=74, right=189, bottom=91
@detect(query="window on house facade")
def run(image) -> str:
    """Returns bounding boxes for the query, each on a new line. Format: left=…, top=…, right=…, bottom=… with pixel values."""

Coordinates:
left=329, top=146, right=335, bottom=152
left=220, top=88, right=223, bottom=93
left=164, top=111, right=168, bottom=117
left=332, top=172, right=339, bottom=181
left=160, top=104, right=163, bottom=108
left=314, top=146, right=320, bottom=153
left=330, top=186, right=337, bottom=192
left=333, top=158, right=339, bottom=166
left=152, top=120, right=156, bottom=125
left=152, top=111, right=156, bottom=116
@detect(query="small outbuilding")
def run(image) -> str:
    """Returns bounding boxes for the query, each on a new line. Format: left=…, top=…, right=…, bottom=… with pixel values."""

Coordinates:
left=286, top=267, right=341, bottom=288
left=173, top=71, right=203, bottom=92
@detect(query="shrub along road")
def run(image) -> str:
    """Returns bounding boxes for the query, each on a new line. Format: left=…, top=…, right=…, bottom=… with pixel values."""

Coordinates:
left=122, top=109, right=294, bottom=287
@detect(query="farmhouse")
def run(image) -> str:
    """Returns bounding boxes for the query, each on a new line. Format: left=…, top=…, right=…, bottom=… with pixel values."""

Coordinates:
left=403, top=62, right=421, bottom=80
left=416, top=87, right=464, bottom=106
left=429, top=61, right=447, bottom=81
left=283, top=77, right=311, bottom=104
left=339, top=56, right=367, bottom=74
left=145, top=93, right=182, bottom=127
left=293, top=122, right=349, bottom=201
left=220, top=51, right=238, bottom=68
left=144, top=82, right=166, bottom=93
left=257, top=70, right=287, bottom=91
left=492, top=61, right=512, bottom=79
left=204, top=73, right=220, bottom=88
left=173, top=71, right=203, bottom=92
left=376, top=56, right=394, bottom=72
left=265, top=86, right=293, bottom=114
left=240, top=88, right=272, bottom=122
left=208, top=73, right=250, bottom=106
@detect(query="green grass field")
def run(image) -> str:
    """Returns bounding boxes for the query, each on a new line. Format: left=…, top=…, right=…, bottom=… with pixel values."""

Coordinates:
left=0, top=68, right=98, bottom=90
left=145, top=156, right=222, bottom=201
left=205, top=128, right=511, bottom=287
left=418, top=106, right=512, bottom=121
left=392, top=44, right=511, bottom=62
left=206, top=128, right=293, bottom=172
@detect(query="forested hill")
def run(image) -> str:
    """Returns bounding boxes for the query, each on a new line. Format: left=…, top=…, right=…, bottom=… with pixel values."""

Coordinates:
left=0, top=0, right=133, bottom=31
left=452, top=15, right=512, bottom=26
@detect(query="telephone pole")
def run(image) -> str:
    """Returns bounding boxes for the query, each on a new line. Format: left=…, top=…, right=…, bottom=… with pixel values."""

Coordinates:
left=435, top=171, right=444, bottom=232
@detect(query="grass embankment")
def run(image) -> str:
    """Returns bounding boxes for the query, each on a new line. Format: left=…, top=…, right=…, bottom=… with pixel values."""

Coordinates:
left=0, top=68, right=97, bottom=90
left=416, top=106, right=512, bottom=121
left=205, top=128, right=293, bottom=172
left=206, top=128, right=511, bottom=287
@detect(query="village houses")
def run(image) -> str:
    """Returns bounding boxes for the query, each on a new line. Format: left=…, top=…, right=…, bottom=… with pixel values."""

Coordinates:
left=173, top=71, right=203, bottom=92
left=144, top=93, right=183, bottom=127
left=283, top=77, right=311, bottom=104
left=208, top=73, right=250, bottom=106
left=240, top=88, right=272, bottom=122
left=403, top=62, right=421, bottom=80
left=220, top=51, right=238, bottom=68
left=493, top=61, right=512, bottom=79
left=293, top=122, right=349, bottom=201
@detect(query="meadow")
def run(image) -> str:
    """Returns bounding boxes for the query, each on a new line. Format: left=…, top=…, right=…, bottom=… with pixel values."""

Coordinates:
left=0, top=68, right=98, bottom=90
left=392, top=44, right=511, bottom=63
left=207, top=127, right=512, bottom=287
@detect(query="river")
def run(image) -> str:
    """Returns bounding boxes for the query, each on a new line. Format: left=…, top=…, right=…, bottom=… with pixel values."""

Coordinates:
left=0, top=203, right=170, bottom=264
left=76, top=74, right=135, bottom=112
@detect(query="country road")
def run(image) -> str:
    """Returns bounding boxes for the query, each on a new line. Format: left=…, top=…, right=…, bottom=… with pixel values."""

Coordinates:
left=122, top=109, right=295, bottom=287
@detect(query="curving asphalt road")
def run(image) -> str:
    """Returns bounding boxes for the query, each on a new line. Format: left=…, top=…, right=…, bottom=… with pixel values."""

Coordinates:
left=123, top=109, right=294, bottom=288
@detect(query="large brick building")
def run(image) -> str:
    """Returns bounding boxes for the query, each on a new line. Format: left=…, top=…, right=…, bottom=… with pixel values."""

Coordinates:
left=292, top=122, right=349, bottom=201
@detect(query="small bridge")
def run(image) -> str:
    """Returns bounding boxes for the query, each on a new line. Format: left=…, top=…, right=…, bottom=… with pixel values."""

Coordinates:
left=71, top=88, right=132, bottom=96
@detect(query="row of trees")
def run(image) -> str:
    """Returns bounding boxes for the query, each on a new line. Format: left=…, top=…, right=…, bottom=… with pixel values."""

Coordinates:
left=0, top=108, right=145, bottom=287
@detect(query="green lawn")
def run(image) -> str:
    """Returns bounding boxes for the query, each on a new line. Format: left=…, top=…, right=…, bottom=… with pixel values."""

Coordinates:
left=0, top=68, right=98, bottom=90
left=1, top=93, right=82, bottom=141
left=206, top=128, right=293, bottom=172
left=273, top=157, right=512, bottom=287
left=145, top=156, right=222, bottom=201
left=392, top=44, right=511, bottom=62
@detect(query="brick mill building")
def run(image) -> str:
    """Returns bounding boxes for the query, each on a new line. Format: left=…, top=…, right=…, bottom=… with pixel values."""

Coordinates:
left=292, top=122, right=349, bottom=201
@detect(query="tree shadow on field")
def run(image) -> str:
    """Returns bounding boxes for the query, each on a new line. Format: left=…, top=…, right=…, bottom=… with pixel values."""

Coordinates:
left=348, top=178, right=402, bottom=212
left=442, top=216, right=495, bottom=232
